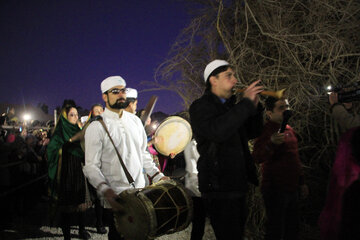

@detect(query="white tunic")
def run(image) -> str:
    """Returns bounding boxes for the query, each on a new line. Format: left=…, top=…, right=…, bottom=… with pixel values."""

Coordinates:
left=83, top=108, right=163, bottom=205
left=184, top=139, right=201, bottom=197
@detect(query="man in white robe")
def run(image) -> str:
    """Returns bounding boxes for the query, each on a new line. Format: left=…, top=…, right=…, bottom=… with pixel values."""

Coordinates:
left=83, top=76, right=168, bottom=240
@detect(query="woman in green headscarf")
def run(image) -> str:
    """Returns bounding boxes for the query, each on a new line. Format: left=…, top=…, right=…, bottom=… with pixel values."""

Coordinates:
left=47, top=100, right=91, bottom=240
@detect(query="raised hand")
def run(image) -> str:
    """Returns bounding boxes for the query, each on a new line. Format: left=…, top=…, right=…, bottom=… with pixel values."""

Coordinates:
left=270, top=132, right=285, bottom=145
left=329, top=92, right=338, bottom=105
left=243, top=80, right=263, bottom=104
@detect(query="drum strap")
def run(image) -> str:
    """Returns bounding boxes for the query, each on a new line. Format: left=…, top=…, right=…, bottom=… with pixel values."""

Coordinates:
left=97, top=118, right=135, bottom=188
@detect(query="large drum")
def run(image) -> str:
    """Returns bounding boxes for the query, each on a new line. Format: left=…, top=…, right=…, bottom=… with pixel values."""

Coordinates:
left=114, top=180, right=193, bottom=240
left=153, top=116, right=192, bottom=156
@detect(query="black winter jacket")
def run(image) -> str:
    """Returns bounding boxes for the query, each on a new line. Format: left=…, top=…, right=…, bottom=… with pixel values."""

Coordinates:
left=189, top=90, right=263, bottom=198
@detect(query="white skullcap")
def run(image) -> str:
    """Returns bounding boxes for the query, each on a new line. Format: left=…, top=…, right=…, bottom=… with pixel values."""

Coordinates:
left=101, top=76, right=126, bottom=93
left=203, top=59, right=230, bottom=82
left=126, top=88, right=138, bottom=99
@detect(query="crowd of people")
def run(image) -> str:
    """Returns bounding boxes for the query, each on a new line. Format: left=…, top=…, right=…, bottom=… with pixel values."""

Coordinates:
left=1, top=60, right=359, bottom=240
left=0, top=113, right=50, bottom=229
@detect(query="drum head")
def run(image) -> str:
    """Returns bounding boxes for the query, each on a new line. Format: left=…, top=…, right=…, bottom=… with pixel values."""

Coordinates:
left=114, top=189, right=157, bottom=240
left=154, top=116, right=192, bottom=156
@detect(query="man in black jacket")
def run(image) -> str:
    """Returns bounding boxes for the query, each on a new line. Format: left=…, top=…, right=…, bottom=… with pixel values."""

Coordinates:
left=189, top=59, right=264, bottom=239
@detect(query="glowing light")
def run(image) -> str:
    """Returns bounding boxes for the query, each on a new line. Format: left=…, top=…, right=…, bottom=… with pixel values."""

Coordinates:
left=152, top=123, right=158, bottom=130
left=23, top=114, right=31, bottom=121
left=326, top=85, right=332, bottom=91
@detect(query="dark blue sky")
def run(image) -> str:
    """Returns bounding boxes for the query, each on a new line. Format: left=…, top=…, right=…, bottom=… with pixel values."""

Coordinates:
left=0, top=0, right=193, bottom=115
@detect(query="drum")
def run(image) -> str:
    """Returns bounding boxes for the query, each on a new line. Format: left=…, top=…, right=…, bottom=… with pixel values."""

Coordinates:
left=114, top=180, right=193, bottom=240
left=153, top=116, right=192, bottom=156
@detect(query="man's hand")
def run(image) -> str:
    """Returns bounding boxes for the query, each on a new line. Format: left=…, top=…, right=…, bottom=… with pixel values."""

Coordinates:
left=160, top=176, right=170, bottom=181
left=147, top=136, right=159, bottom=147
left=243, top=80, right=263, bottom=105
left=103, top=188, right=125, bottom=212
left=270, top=132, right=285, bottom=145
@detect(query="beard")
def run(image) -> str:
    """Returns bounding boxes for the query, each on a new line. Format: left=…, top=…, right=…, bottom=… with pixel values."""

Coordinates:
left=108, top=98, right=127, bottom=109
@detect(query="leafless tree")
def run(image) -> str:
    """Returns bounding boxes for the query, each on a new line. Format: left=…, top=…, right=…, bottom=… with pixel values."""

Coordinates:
left=145, top=1, right=360, bottom=238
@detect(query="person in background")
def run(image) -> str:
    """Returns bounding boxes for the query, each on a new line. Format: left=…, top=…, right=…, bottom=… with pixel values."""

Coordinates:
left=329, top=91, right=360, bottom=133
left=317, top=89, right=360, bottom=240
left=4, top=107, right=19, bottom=126
left=36, top=129, right=50, bottom=157
left=91, top=103, right=104, bottom=117
left=124, top=88, right=138, bottom=114
left=252, top=96, right=308, bottom=240
left=60, top=102, right=107, bottom=234
left=47, top=100, right=91, bottom=240
left=79, top=104, right=104, bottom=127
left=189, top=59, right=263, bottom=239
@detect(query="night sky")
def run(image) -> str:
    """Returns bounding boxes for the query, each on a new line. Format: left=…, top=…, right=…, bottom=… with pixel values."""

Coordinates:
left=0, top=0, right=194, bottom=116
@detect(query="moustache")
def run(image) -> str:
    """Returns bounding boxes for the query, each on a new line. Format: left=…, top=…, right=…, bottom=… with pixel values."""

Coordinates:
left=117, top=98, right=126, bottom=102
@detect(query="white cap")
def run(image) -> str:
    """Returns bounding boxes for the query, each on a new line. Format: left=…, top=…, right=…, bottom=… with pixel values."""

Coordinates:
left=126, top=88, right=138, bottom=99
left=203, top=59, right=230, bottom=82
left=101, top=76, right=126, bottom=93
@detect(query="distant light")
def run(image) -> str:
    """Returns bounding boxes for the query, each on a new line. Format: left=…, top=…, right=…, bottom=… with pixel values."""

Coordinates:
left=23, top=114, right=31, bottom=121
left=326, top=85, right=333, bottom=95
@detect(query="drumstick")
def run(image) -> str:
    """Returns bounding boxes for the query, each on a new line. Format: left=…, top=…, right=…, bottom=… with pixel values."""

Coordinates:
left=141, top=95, right=158, bottom=126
